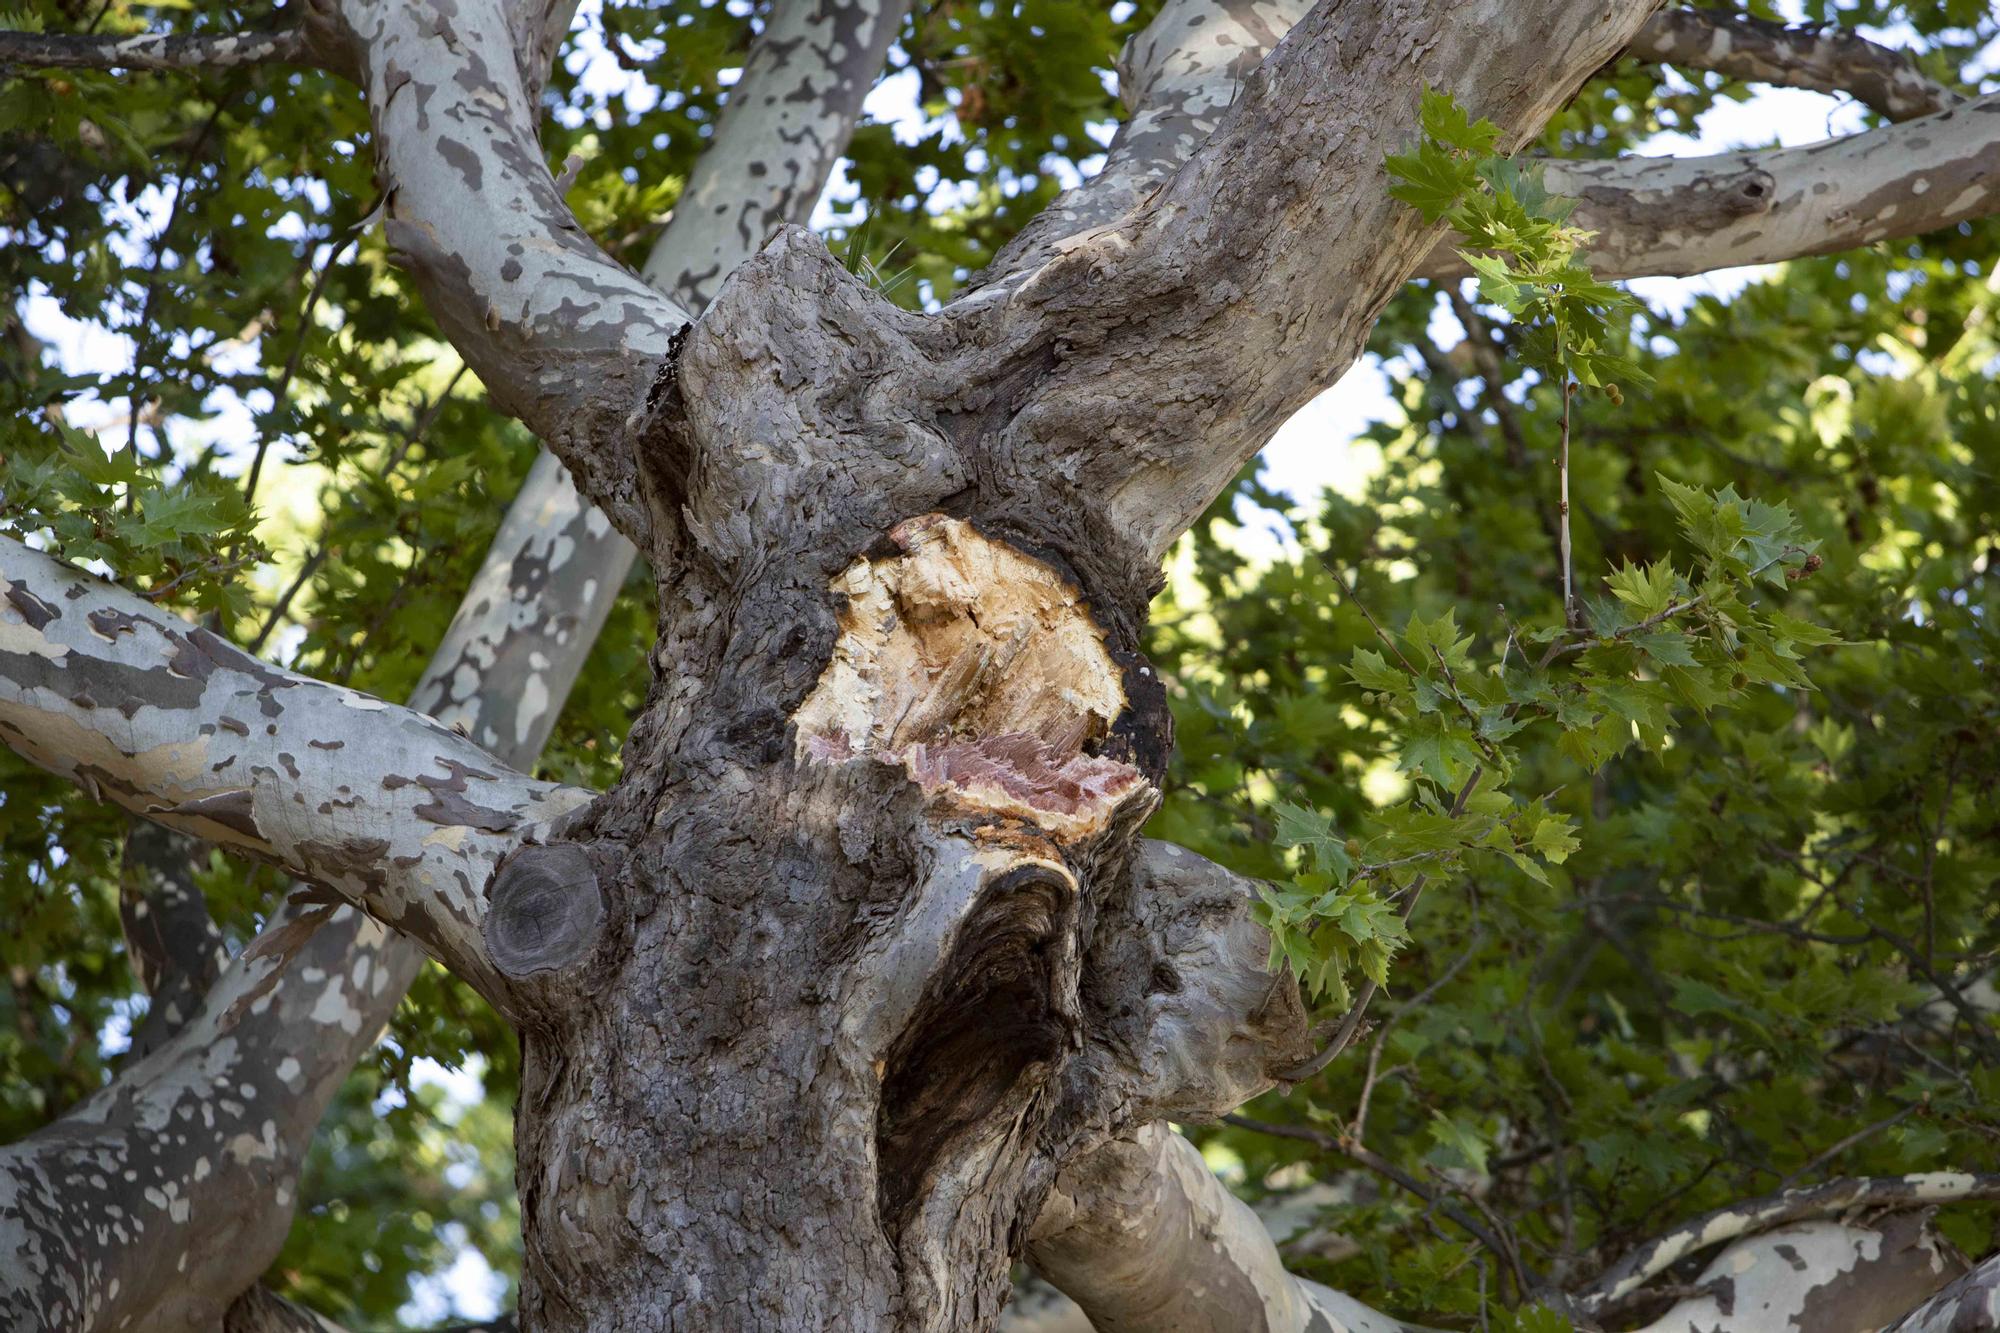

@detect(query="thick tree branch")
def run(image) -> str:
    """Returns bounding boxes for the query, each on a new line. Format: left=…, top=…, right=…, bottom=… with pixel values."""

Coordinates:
left=1061, top=839, right=1312, bottom=1130
left=117, top=821, right=229, bottom=1059
left=1022, top=1125, right=1967, bottom=1333
left=1627, top=8, right=1962, bottom=123
left=1887, top=1251, right=2000, bottom=1331
left=1420, top=93, right=2000, bottom=282
left=0, top=896, right=416, bottom=1332
left=639, top=0, right=910, bottom=310
left=979, top=0, right=1311, bottom=285
left=414, top=0, right=910, bottom=760
left=0, top=8, right=911, bottom=1328
left=935, top=0, right=1661, bottom=572
left=0, top=26, right=308, bottom=73
left=1573, top=1172, right=2000, bottom=1316
left=337, top=0, right=687, bottom=541
left=1026, top=1123, right=1425, bottom=1333
left=0, top=536, right=590, bottom=998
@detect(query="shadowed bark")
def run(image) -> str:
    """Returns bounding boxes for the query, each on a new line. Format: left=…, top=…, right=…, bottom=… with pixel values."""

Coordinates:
left=4, top=0, right=2000, bottom=1330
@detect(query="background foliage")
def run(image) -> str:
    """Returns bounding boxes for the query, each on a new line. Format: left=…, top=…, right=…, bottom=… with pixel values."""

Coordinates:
left=2, top=0, right=1995, bottom=1326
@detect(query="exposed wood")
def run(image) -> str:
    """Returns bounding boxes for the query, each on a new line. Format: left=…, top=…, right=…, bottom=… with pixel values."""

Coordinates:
left=485, top=843, right=608, bottom=983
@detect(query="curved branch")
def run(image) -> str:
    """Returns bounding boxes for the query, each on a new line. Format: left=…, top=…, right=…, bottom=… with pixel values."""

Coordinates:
left=1886, top=1251, right=2000, bottom=1331
left=1420, top=94, right=2000, bottom=283
left=1627, top=8, right=1962, bottom=123
left=0, top=536, right=590, bottom=998
left=338, top=0, right=688, bottom=541
left=1020, top=1125, right=1968, bottom=1333
left=978, top=0, right=1311, bottom=286
left=1, top=8, right=910, bottom=1327
left=1575, top=1172, right=2000, bottom=1316
left=0, top=897, right=417, bottom=1333
left=415, top=0, right=911, bottom=760
left=118, top=821, right=228, bottom=1059
left=939, top=0, right=1661, bottom=570
left=1027, top=1123, right=1429, bottom=1333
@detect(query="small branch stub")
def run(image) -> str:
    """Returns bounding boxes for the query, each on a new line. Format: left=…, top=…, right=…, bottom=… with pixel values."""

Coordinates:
left=485, top=843, right=605, bottom=981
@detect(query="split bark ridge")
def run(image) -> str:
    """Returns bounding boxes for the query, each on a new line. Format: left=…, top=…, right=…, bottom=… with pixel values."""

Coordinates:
left=3, top=0, right=1999, bottom=1330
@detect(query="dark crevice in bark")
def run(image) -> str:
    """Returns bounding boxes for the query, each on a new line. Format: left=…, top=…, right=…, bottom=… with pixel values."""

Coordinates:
left=876, top=864, right=1076, bottom=1238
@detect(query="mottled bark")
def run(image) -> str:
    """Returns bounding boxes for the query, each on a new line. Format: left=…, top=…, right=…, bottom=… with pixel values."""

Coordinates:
left=117, top=822, right=228, bottom=1061
left=1421, top=92, right=2000, bottom=282
left=1627, top=8, right=1962, bottom=123
left=1020, top=1134, right=1965, bottom=1333
left=0, top=895, right=411, bottom=1332
left=337, top=0, right=688, bottom=539
left=1572, top=1172, right=2000, bottom=1319
left=0, top=536, right=589, bottom=1002
left=639, top=0, right=909, bottom=309
left=10, top=0, right=2000, bottom=1330
left=1, top=3, right=912, bottom=1328
left=416, top=0, right=910, bottom=766
left=0, top=26, right=310, bottom=73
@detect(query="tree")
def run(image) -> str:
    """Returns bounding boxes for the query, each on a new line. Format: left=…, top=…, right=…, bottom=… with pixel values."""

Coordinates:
left=0, top=0, right=1996, bottom=1330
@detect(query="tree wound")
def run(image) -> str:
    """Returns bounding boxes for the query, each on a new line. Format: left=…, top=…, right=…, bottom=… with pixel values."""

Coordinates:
left=485, top=843, right=604, bottom=980
left=877, top=863, right=1077, bottom=1236
left=793, top=514, right=1147, bottom=839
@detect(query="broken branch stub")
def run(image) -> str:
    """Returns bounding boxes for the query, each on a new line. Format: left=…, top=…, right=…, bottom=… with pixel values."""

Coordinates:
left=484, top=842, right=608, bottom=986
left=794, top=513, right=1146, bottom=843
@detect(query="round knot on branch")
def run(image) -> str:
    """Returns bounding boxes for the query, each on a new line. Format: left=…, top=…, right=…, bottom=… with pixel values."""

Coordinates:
left=484, top=843, right=605, bottom=982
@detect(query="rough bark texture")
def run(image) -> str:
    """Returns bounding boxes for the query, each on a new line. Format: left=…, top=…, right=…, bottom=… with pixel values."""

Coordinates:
left=0, top=5, right=904, bottom=1326
left=9, top=0, right=2000, bottom=1330
left=413, top=0, right=910, bottom=768
left=0, top=537, right=591, bottom=1000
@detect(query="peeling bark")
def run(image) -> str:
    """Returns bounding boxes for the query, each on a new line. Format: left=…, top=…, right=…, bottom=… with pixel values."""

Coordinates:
left=0, top=896, right=411, bottom=1332
left=338, top=0, right=687, bottom=539
left=413, top=0, right=910, bottom=768
left=639, top=0, right=910, bottom=310
left=10, top=0, right=2000, bottom=1330
left=117, top=822, right=229, bottom=1061
left=0, top=537, right=589, bottom=1000
left=0, top=26, right=312, bottom=73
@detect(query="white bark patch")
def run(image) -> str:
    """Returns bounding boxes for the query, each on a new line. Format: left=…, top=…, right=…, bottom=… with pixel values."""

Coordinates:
left=793, top=515, right=1143, bottom=839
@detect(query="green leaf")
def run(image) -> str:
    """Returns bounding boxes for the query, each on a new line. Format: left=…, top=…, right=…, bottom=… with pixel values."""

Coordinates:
left=1347, top=647, right=1407, bottom=694
left=1427, top=1110, right=1491, bottom=1176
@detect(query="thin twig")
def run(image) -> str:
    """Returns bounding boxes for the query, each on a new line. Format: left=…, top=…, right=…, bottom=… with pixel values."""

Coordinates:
left=1223, top=1112, right=1541, bottom=1294
left=243, top=202, right=380, bottom=506
left=1558, top=376, right=1576, bottom=628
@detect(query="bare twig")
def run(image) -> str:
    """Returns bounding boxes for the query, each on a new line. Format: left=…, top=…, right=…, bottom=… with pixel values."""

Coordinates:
left=243, top=201, right=381, bottom=506
left=1223, top=1112, right=1541, bottom=1296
